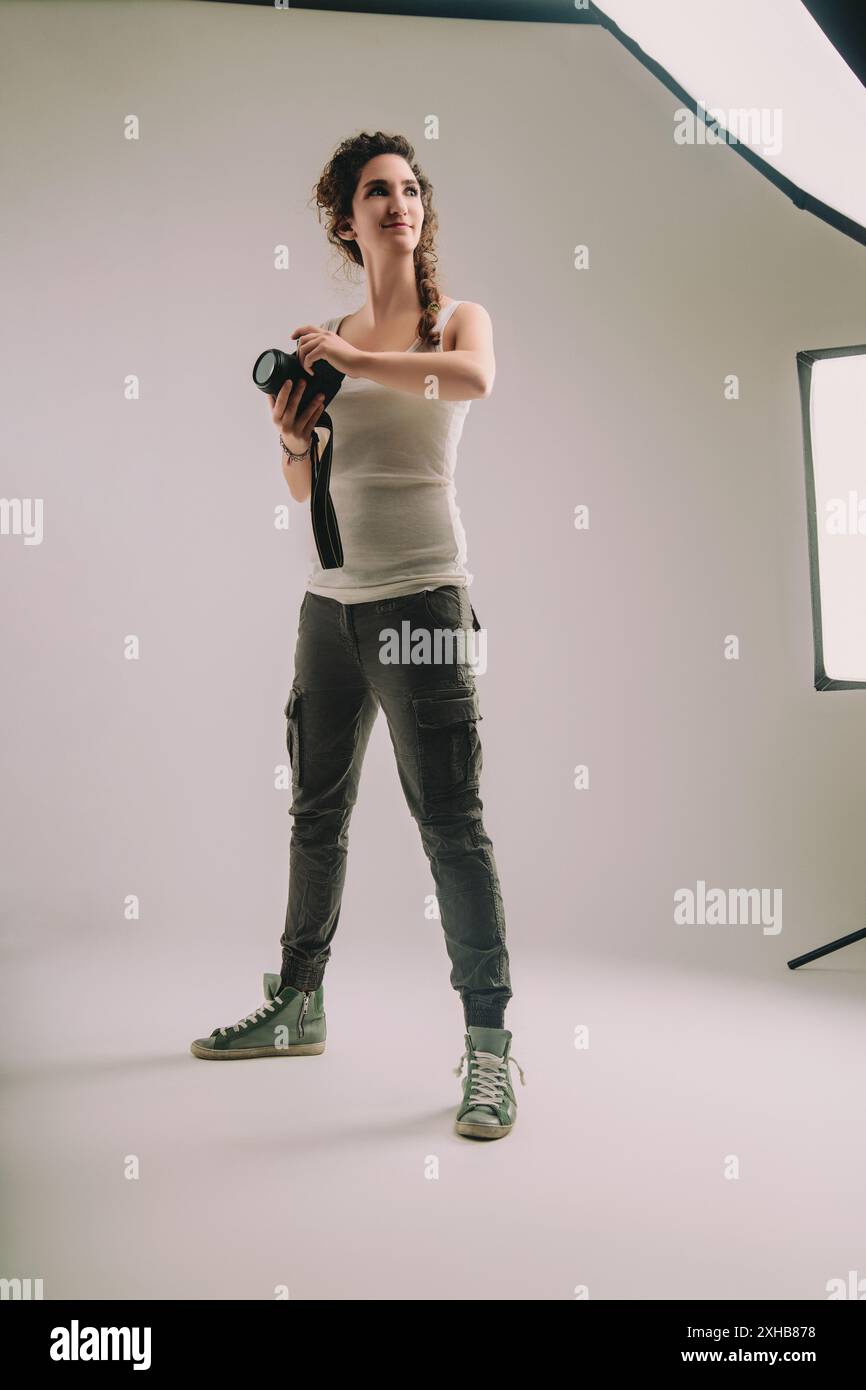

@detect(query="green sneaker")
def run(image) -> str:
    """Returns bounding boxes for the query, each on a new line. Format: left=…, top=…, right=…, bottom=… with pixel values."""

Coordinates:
left=190, top=973, right=326, bottom=1060
left=453, top=1025, right=525, bottom=1139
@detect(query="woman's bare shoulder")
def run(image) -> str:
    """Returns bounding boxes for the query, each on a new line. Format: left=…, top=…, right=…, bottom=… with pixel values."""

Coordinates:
left=441, top=300, right=492, bottom=350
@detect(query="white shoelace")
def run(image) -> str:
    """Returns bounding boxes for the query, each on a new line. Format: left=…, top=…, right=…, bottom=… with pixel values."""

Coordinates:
left=217, top=999, right=279, bottom=1037
left=454, top=1046, right=526, bottom=1108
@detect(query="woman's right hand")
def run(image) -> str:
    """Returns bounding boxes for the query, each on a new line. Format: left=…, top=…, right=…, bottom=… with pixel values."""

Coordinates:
left=268, top=377, right=327, bottom=455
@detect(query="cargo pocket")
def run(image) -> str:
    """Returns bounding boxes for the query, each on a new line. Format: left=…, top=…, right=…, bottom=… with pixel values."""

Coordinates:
left=412, top=686, right=483, bottom=802
left=284, top=686, right=303, bottom=789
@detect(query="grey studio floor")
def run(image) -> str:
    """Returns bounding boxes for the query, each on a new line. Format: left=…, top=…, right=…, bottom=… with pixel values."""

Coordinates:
left=2, top=922, right=864, bottom=1302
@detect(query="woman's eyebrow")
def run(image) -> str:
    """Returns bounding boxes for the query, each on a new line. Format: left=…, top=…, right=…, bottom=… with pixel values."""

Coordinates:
left=361, top=178, right=420, bottom=189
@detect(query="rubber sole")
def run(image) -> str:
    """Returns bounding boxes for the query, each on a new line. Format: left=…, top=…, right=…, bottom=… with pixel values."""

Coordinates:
left=454, top=1118, right=513, bottom=1139
left=190, top=1040, right=326, bottom=1060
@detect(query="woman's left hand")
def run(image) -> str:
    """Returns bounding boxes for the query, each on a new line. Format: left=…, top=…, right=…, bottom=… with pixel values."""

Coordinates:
left=292, top=326, right=366, bottom=380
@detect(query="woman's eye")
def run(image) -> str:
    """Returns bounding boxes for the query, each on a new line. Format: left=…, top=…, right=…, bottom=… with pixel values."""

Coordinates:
left=369, top=187, right=419, bottom=196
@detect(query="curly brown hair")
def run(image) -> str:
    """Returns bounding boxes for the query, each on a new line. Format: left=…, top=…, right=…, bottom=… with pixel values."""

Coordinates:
left=312, top=131, right=444, bottom=348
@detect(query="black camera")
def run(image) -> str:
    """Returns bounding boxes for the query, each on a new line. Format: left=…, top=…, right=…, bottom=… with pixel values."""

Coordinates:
left=252, top=344, right=345, bottom=569
left=252, top=345, right=344, bottom=415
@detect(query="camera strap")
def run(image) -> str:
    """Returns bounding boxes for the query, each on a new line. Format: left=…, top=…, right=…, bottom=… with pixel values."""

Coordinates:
left=309, top=412, right=343, bottom=569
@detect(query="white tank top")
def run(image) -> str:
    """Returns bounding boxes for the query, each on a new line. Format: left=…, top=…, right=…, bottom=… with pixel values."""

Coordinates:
left=304, top=299, right=474, bottom=603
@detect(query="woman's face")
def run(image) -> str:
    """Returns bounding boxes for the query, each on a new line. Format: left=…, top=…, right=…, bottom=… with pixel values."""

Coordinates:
left=341, top=153, right=422, bottom=257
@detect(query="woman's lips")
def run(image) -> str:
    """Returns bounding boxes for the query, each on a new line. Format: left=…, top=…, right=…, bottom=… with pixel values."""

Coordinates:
left=383, top=222, right=409, bottom=228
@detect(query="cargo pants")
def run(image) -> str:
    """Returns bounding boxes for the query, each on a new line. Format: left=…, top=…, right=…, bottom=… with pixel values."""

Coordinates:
left=279, top=583, right=512, bottom=1028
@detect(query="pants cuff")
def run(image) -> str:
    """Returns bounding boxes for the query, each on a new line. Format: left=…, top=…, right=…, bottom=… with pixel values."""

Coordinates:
left=463, top=999, right=507, bottom=1029
left=280, top=954, right=324, bottom=993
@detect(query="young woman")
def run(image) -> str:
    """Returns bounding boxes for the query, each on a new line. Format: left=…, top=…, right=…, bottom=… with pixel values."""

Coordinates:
left=191, top=133, right=524, bottom=1140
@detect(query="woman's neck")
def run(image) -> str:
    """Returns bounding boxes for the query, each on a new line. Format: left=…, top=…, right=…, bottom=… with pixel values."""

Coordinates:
left=359, top=263, right=422, bottom=330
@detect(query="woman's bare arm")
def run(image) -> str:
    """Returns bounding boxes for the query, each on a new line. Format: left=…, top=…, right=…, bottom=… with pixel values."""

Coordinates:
left=269, top=373, right=325, bottom=503
left=355, top=303, right=495, bottom=400
left=281, top=443, right=312, bottom=502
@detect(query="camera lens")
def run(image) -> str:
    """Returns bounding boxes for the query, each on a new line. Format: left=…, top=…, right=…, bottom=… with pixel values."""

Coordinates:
left=253, top=351, right=276, bottom=386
